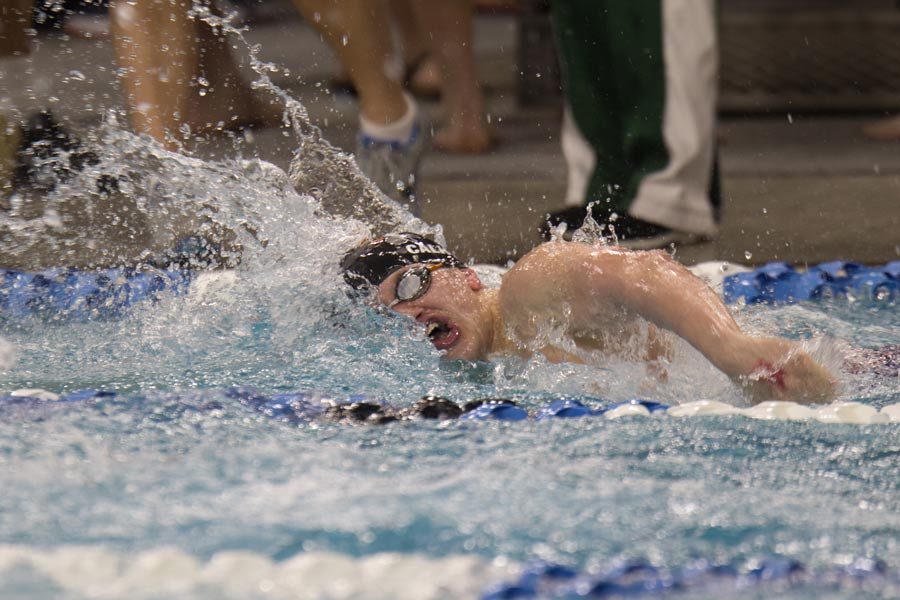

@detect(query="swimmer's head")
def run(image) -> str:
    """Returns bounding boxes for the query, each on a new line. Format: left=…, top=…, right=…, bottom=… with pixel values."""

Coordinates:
left=341, top=233, right=491, bottom=360
left=340, top=232, right=464, bottom=290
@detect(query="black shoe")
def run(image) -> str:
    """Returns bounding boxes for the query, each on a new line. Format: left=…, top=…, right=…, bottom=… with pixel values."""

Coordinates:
left=540, top=205, right=713, bottom=250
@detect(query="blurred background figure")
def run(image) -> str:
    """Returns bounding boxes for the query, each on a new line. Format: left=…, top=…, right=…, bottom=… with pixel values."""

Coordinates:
left=292, top=0, right=425, bottom=208
left=109, top=0, right=282, bottom=151
left=542, top=0, right=720, bottom=250
left=0, top=0, right=32, bottom=195
left=330, top=0, right=443, bottom=100
left=329, top=0, right=494, bottom=155
left=411, top=0, right=494, bottom=154
left=2, top=0, right=95, bottom=201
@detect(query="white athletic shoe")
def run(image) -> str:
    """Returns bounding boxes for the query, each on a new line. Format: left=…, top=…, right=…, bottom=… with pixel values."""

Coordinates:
left=354, top=117, right=426, bottom=215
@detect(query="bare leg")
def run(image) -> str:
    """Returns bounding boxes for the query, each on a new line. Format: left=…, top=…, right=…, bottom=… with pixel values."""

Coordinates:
left=412, top=0, right=493, bottom=153
left=1, top=0, right=31, bottom=191
left=0, top=0, right=31, bottom=57
left=111, top=0, right=195, bottom=146
left=110, top=0, right=280, bottom=149
left=389, top=0, right=441, bottom=96
left=293, top=0, right=407, bottom=125
left=330, top=0, right=442, bottom=98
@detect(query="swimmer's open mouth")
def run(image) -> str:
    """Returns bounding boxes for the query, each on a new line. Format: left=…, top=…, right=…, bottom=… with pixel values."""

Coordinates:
left=425, top=318, right=460, bottom=351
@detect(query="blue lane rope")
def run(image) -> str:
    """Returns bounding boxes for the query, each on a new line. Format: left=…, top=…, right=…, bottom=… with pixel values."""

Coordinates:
left=0, top=389, right=666, bottom=424
left=0, top=260, right=896, bottom=321
left=0, top=267, right=193, bottom=321
left=481, top=557, right=896, bottom=599
left=724, top=261, right=899, bottom=305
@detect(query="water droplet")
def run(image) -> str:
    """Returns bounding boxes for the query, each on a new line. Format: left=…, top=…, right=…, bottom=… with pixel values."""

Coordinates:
left=197, top=77, right=209, bottom=87
left=787, top=113, right=793, bottom=124
left=744, top=251, right=753, bottom=260
left=68, top=70, right=86, bottom=81
left=761, top=207, right=767, bottom=214
left=341, top=34, right=349, bottom=46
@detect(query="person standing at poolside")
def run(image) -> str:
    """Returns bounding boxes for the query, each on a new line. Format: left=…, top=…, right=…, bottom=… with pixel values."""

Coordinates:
left=542, top=0, right=721, bottom=250
left=341, top=233, right=837, bottom=404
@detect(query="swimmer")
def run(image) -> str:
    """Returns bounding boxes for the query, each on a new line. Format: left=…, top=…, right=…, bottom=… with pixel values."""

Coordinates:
left=341, top=233, right=838, bottom=404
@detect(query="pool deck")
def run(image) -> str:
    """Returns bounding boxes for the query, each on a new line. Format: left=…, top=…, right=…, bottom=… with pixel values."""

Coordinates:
left=6, top=12, right=900, bottom=268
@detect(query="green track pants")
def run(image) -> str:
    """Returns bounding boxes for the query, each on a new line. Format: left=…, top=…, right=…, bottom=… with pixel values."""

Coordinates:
left=552, top=0, right=720, bottom=234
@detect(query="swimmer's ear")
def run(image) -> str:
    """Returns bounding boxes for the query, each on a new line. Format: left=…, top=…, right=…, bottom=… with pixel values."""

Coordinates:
left=464, top=268, right=482, bottom=291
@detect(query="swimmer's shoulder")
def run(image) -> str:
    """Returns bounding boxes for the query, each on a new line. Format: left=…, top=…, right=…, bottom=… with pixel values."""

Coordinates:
left=503, top=242, right=570, bottom=288
left=501, top=242, right=635, bottom=313
left=507, top=241, right=621, bottom=280
left=501, top=242, right=599, bottom=304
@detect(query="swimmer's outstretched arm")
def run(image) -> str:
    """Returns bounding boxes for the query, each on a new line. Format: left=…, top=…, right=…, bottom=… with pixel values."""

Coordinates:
left=507, top=243, right=836, bottom=404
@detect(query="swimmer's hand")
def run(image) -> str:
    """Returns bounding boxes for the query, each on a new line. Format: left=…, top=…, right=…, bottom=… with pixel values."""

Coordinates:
left=728, top=338, right=837, bottom=405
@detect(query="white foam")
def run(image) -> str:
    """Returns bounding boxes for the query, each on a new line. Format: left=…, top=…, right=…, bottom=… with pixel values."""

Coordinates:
left=881, top=403, right=900, bottom=422
left=9, top=388, right=59, bottom=401
left=742, top=401, right=816, bottom=421
left=688, top=261, right=752, bottom=294
left=668, top=400, right=899, bottom=425
left=187, top=270, right=239, bottom=306
left=0, top=336, right=14, bottom=371
left=0, top=545, right=518, bottom=599
left=471, top=263, right=508, bottom=288
left=813, top=402, right=888, bottom=425
left=605, top=403, right=650, bottom=419
left=667, top=400, right=740, bottom=417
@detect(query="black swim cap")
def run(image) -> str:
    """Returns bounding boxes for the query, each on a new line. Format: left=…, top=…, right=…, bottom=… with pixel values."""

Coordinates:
left=340, top=232, right=464, bottom=289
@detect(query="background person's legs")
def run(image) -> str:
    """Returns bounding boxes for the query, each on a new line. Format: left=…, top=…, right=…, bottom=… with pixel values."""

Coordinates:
left=292, top=0, right=424, bottom=206
left=389, top=0, right=441, bottom=96
left=329, top=0, right=442, bottom=99
left=111, top=0, right=197, bottom=146
left=628, top=0, right=719, bottom=238
left=551, top=0, right=661, bottom=216
left=1, top=1, right=37, bottom=195
left=110, top=0, right=280, bottom=150
left=546, top=0, right=719, bottom=247
left=412, top=0, right=492, bottom=153
left=293, top=0, right=407, bottom=126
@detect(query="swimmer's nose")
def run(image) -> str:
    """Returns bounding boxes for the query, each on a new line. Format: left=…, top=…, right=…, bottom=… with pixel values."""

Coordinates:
left=391, top=303, right=421, bottom=319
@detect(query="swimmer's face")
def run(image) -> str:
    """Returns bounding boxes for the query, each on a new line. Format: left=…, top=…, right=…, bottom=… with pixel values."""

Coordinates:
left=376, top=263, right=488, bottom=360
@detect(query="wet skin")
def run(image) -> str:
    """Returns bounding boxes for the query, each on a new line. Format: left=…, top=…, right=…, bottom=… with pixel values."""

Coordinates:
left=376, top=263, right=503, bottom=361
left=373, top=242, right=836, bottom=404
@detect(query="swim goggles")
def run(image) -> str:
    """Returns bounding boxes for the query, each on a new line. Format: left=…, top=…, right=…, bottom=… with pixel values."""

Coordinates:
left=388, top=263, right=448, bottom=307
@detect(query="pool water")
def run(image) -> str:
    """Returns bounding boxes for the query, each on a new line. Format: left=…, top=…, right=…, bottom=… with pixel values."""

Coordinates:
left=1, top=168, right=898, bottom=598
